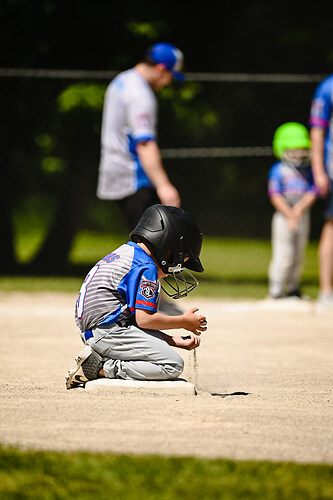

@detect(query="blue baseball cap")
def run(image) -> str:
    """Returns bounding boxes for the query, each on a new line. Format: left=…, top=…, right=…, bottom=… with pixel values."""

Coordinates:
left=146, top=43, right=185, bottom=81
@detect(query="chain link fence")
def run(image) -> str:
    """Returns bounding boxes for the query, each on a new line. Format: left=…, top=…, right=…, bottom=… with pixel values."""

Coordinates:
left=1, top=69, right=327, bottom=292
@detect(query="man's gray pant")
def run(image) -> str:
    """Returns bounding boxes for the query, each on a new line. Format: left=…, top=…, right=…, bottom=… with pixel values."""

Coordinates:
left=84, top=323, right=184, bottom=381
left=268, top=210, right=310, bottom=297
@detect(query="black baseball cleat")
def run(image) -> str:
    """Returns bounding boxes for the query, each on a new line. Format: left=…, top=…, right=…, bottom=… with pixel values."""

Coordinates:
left=287, top=288, right=302, bottom=298
left=65, top=346, right=103, bottom=389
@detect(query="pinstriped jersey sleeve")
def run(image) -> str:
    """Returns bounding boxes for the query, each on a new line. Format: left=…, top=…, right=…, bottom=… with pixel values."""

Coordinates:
left=126, top=78, right=157, bottom=145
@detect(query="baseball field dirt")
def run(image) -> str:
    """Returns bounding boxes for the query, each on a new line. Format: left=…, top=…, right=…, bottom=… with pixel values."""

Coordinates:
left=0, top=291, right=332, bottom=464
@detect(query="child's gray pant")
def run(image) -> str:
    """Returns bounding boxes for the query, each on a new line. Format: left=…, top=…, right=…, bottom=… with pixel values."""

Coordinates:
left=85, top=323, right=184, bottom=381
left=268, top=210, right=310, bottom=296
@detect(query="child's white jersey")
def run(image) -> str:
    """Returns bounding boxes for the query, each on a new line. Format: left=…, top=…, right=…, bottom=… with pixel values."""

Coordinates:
left=97, top=69, right=157, bottom=200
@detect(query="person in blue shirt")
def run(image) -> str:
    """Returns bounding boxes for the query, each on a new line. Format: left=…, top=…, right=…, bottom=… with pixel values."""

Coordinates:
left=267, top=123, right=317, bottom=299
left=66, top=205, right=207, bottom=389
left=309, top=74, right=333, bottom=312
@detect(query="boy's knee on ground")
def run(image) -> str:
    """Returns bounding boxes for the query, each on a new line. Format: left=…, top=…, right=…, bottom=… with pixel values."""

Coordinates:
left=101, top=351, right=184, bottom=381
left=166, top=352, right=184, bottom=379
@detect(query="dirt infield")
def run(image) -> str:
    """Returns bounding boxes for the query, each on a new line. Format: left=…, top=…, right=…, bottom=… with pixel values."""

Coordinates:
left=0, top=291, right=332, bottom=464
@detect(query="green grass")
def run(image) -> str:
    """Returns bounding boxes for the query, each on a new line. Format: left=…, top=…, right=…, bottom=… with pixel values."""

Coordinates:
left=197, top=237, right=319, bottom=299
left=2, top=232, right=320, bottom=299
left=0, top=276, right=83, bottom=293
left=0, top=447, right=331, bottom=500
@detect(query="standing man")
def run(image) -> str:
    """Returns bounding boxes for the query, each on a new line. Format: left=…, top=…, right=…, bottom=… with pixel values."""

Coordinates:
left=97, top=42, right=184, bottom=231
left=96, top=42, right=185, bottom=315
left=309, top=74, right=333, bottom=312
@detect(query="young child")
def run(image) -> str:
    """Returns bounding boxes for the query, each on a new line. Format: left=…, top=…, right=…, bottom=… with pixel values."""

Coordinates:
left=66, top=204, right=207, bottom=389
left=268, top=122, right=318, bottom=299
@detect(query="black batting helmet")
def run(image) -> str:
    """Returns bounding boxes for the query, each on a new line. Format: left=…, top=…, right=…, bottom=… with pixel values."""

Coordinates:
left=130, top=204, right=204, bottom=275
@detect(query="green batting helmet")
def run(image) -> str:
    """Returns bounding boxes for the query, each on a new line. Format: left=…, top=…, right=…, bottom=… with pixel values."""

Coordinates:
left=272, top=122, right=311, bottom=159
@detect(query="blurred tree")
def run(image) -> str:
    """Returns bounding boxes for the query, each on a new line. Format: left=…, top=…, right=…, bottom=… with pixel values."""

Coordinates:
left=26, top=83, right=104, bottom=273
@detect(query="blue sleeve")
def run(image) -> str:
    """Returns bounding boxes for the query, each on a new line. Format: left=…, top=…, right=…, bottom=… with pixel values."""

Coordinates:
left=309, top=75, right=333, bottom=129
left=118, top=264, right=159, bottom=314
left=268, top=163, right=283, bottom=195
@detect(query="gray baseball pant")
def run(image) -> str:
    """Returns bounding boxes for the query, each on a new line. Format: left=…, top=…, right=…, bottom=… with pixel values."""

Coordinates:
left=85, top=323, right=184, bottom=381
left=268, top=210, right=310, bottom=297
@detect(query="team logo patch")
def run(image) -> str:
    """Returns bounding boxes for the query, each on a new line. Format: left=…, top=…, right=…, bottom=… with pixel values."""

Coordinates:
left=140, top=280, right=157, bottom=299
left=137, top=113, right=152, bottom=129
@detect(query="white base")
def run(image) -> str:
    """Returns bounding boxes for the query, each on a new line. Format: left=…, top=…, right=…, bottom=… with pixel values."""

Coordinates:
left=85, top=378, right=196, bottom=395
left=257, top=297, right=313, bottom=312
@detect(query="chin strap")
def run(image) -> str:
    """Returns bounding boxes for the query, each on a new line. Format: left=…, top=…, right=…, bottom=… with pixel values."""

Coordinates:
left=161, top=269, right=199, bottom=299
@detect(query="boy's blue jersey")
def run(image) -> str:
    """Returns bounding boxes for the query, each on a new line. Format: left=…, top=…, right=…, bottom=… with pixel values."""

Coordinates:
left=268, top=161, right=317, bottom=205
left=309, top=74, right=333, bottom=180
left=75, top=242, right=160, bottom=333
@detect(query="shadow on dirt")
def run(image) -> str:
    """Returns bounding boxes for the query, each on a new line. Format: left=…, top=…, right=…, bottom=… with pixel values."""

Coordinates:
left=211, top=391, right=250, bottom=398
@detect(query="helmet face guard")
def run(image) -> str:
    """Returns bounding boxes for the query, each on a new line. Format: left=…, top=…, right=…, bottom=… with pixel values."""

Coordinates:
left=130, top=204, right=204, bottom=297
left=282, top=148, right=311, bottom=168
left=161, top=269, right=199, bottom=299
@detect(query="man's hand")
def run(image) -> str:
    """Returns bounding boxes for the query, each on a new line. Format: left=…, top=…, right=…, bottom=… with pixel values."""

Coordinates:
left=310, top=126, right=330, bottom=197
left=137, top=140, right=181, bottom=207
left=314, top=171, right=330, bottom=198
left=156, top=182, right=181, bottom=207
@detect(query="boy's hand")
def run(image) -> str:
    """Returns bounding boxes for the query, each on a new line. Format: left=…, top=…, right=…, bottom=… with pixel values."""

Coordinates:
left=136, top=307, right=207, bottom=351
left=173, top=333, right=201, bottom=350
left=136, top=306, right=207, bottom=333
left=287, top=212, right=298, bottom=230
left=182, top=307, right=207, bottom=335
left=292, top=205, right=303, bottom=220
